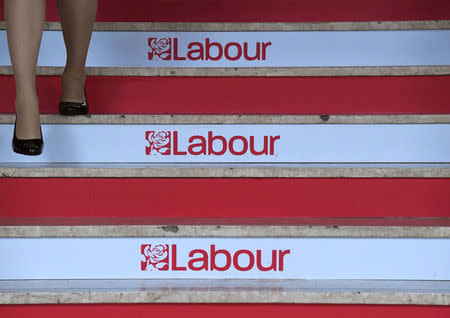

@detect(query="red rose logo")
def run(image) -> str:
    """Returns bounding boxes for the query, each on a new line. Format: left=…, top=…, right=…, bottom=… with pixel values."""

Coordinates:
left=148, top=38, right=171, bottom=60
left=141, top=244, right=169, bottom=271
left=145, top=131, right=171, bottom=155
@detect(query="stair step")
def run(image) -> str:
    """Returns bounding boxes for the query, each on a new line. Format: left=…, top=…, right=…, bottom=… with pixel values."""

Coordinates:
left=1, top=279, right=448, bottom=305
left=1, top=179, right=448, bottom=218
left=2, top=0, right=449, bottom=22
left=1, top=28, right=449, bottom=72
left=0, top=237, right=448, bottom=279
left=0, top=117, right=448, bottom=167
left=2, top=76, right=450, bottom=115
left=1, top=219, right=448, bottom=304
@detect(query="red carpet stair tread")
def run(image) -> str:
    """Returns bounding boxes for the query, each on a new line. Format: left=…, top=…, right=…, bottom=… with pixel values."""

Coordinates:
left=1, top=76, right=450, bottom=115
left=2, top=0, right=450, bottom=22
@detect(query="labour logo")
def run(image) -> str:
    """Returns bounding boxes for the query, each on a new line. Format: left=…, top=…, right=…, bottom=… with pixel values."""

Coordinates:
left=145, top=131, right=171, bottom=155
left=141, top=244, right=169, bottom=271
left=140, top=244, right=291, bottom=272
left=148, top=37, right=272, bottom=61
left=145, top=130, right=281, bottom=156
left=148, top=38, right=171, bottom=60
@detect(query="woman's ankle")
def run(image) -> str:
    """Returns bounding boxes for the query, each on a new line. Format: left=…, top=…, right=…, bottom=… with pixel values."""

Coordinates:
left=15, top=95, right=39, bottom=113
left=61, top=68, right=87, bottom=102
left=62, top=68, right=87, bottom=81
left=14, top=104, right=41, bottom=140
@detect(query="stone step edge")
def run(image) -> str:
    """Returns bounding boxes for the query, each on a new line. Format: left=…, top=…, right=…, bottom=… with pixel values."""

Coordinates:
left=1, top=279, right=448, bottom=305
left=1, top=114, right=450, bottom=124
left=1, top=291, right=447, bottom=305
left=1, top=167, right=449, bottom=178
left=1, top=21, right=449, bottom=31
left=1, top=66, right=449, bottom=77
left=1, top=278, right=448, bottom=305
left=1, top=225, right=448, bottom=238
left=3, top=217, right=447, bottom=226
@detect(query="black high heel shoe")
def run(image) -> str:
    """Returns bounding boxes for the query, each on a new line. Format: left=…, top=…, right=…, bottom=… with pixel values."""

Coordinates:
left=59, top=88, right=88, bottom=116
left=12, top=120, right=44, bottom=156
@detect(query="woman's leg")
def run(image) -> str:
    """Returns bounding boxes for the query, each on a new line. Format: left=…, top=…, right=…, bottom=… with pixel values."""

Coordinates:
left=56, top=0, right=97, bottom=103
left=4, top=0, right=45, bottom=139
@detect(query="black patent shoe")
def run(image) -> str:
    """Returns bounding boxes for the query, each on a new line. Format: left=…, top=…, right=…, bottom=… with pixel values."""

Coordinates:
left=12, top=121, right=44, bottom=156
left=59, top=88, right=88, bottom=116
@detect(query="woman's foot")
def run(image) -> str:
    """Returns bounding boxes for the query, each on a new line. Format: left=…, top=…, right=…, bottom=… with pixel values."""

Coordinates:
left=59, top=69, right=89, bottom=115
left=12, top=122, right=43, bottom=156
left=12, top=97, right=44, bottom=156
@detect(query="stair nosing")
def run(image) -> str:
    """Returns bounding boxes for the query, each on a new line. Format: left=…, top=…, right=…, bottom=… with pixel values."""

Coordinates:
left=1, top=66, right=449, bottom=77
left=1, top=114, right=450, bottom=124
left=1, top=167, right=449, bottom=178
left=1, top=225, right=449, bottom=238
left=1, top=279, right=448, bottom=305
left=1, top=20, right=450, bottom=31
left=0, top=290, right=447, bottom=305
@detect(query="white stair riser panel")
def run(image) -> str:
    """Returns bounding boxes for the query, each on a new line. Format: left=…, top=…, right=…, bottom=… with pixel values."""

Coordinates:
left=0, top=238, right=449, bottom=280
left=0, top=124, right=449, bottom=164
left=1, top=31, right=450, bottom=67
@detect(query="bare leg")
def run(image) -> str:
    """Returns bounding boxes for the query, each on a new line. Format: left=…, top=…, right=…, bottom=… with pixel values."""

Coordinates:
left=57, top=0, right=97, bottom=103
left=4, top=0, right=45, bottom=139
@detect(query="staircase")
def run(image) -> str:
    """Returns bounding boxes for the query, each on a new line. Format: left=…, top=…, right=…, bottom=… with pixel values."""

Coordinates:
left=0, top=0, right=449, bottom=316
